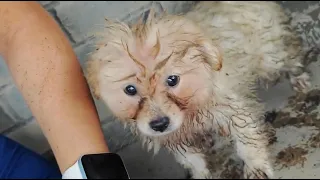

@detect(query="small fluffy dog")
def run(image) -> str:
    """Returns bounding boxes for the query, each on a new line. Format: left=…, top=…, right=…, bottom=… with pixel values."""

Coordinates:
left=86, top=1, right=311, bottom=179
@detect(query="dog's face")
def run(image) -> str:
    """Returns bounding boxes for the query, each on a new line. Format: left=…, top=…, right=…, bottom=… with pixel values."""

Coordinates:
left=86, top=13, right=222, bottom=137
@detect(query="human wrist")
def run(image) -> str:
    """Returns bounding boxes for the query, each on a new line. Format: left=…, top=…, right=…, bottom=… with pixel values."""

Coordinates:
left=58, top=143, right=110, bottom=174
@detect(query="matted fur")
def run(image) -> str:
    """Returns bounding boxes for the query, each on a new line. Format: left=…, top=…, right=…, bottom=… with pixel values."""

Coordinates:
left=86, top=1, right=311, bottom=179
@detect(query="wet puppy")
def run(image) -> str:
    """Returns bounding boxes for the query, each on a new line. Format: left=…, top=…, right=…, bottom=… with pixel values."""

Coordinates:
left=86, top=1, right=310, bottom=179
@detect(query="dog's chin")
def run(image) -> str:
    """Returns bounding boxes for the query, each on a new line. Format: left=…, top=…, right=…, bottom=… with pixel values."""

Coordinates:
left=137, top=119, right=183, bottom=137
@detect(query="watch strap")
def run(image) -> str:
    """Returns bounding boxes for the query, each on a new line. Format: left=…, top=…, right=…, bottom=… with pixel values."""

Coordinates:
left=62, top=158, right=87, bottom=179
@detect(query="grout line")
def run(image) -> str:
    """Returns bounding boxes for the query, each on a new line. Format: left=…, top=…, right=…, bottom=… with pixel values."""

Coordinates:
left=48, top=8, right=76, bottom=44
left=2, top=117, right=34, bottom=135
left=43, top=1, right=60, bottom=10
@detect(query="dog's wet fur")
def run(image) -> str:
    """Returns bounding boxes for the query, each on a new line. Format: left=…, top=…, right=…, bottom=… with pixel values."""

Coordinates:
left=85, top=1, right=311, bottom=178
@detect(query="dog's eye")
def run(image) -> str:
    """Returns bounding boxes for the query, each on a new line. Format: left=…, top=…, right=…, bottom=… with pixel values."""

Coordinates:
left=166, top=75, right=180, bottom=87
left=124, top=85, right=137, bottom=96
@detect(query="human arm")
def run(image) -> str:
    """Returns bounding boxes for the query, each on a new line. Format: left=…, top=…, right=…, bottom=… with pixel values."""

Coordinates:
left=0, top=1, right=109, bottom=173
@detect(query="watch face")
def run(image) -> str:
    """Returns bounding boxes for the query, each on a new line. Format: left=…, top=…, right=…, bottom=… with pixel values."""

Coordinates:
left=81, top=153, right=130, bottom=179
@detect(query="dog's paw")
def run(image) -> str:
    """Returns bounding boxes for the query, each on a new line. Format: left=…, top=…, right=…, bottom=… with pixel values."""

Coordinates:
left=192, top=169, right=212, bottom=179
left=290, top=72, right=311, bottom=93
left=243, top=162, right=273, bottom=179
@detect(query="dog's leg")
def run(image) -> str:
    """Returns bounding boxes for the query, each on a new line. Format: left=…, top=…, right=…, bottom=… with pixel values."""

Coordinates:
left=173, top=146, right=211, bottom=179
left=258, top=51, right=311, bottom=93
left=287, top=62, right=311, bottom=93
left=258, top=53, right=311, bottom=93
left=231, top=108, right=273, bottom=179
left=283, top=30, right=313, bottom=93
left=215, top=99, right=273, bottom=179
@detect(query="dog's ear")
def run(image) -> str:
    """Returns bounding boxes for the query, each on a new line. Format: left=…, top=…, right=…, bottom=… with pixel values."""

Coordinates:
left=198, top=40, right=223, bottom=71
left=85, top=59, right=101, bottom=99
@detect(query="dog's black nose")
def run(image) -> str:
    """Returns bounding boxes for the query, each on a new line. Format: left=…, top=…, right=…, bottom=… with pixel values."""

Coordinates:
left=149, top=116, right=170, bottom=132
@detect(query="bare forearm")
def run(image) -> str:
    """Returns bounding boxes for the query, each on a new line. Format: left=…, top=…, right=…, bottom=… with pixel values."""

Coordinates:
left=0, top=2, right=109, bottom=173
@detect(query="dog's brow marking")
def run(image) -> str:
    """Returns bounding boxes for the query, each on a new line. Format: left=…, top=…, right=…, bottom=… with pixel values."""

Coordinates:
left=113, top=73, right=136, bottom=82
left=150, top=30, right=161, bottom=59
left=154, top=51, right=173, bottom=71
left=174, top=44, right=197, bottom=62
left=122, top=40, right=147, bottom=77
left=180, top=67, right=199, bottom=76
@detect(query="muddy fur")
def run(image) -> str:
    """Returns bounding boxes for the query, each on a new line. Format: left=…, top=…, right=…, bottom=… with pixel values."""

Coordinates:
left=85, top=1, right=312, bottom=179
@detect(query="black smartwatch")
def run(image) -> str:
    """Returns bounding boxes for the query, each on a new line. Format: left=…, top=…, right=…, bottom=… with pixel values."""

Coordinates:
left=62, top=153, right=130, bottom=179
